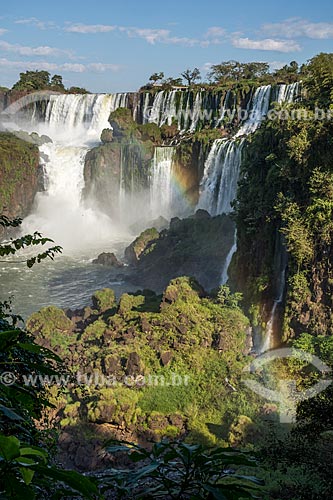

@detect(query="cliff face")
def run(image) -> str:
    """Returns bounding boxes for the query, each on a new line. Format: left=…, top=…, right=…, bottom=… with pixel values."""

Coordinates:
left=83, top=108, right=155, bottom=219
left=231, top=114, right=333, bottom=341
left=0, top=132, right=40, bottom=229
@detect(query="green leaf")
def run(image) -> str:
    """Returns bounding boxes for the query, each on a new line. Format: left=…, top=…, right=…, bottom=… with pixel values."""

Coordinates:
left=0, top=404, right=24, bottom=421
left=20, top=467, right=35, bottom=485
left=233, top=475, right=265, bottom=485
left=0, top=329, right=20, bottom=350
left=20, top=446, right=48, bottom=462
left=0, top=434, right=20, bottom=461
left=203, top=485, right=229, bottom=500
left=38, top=466, right=99, bottom=497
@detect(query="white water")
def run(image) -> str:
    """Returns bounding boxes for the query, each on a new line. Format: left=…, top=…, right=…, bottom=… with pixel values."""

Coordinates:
left=220, top=236, right=237, bottom=285
left=198, top=83, right=298, bottom=288
left=198, top=85, right=272, bottom=216
left=276, top=82, right=300, bottom=104
left=261, top=266, right=286, bottom=353
left=140, top=90, right=232, bottom=132
left=21, top=93, right=130, bottom=253
left=150, top=147, right=176, bottom=219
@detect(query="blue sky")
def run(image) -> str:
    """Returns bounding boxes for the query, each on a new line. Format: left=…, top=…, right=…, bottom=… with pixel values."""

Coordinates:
left=0, top=0, right=332, bottom=92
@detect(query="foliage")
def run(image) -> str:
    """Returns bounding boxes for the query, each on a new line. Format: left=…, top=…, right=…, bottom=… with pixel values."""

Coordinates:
left=181, top=67, right=201, bottom=86
left=208, top=61, right=269, bottom=84
left=233, top=75, right=333, bottom=338
left=27, top=276, right=256, bottom=450
left=214, top=285, right=243, bottom=308
left=149, top=72, right=165, bottom=84
left=0, top=216, right=62, bottom=268
left=0, top=133, right=40, bottom=214
left=104, top=440, right=264, bottom=499
left=0, top=217, right=99, bottom=498
left=11, top=70, right=89, bottom=94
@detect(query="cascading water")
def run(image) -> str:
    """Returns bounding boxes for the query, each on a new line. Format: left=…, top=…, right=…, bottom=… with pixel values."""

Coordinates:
left=138, top=89, right=232, bottom=132
left=21, top=93, right=129, bottom=252
left=276, top=82, right=300, bottom=104
left=198, top=83, right=299, bottom=289
left=198, top=85, right=272, bottom=217
left=150, top=147, right=176, bottom=219
left=261, top=238, right=288, bottom=352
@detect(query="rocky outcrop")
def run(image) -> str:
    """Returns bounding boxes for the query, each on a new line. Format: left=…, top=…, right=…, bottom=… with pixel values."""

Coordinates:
left=83, top=108, right=155, bottom=218
left=127, top=210, right=235, bottom=291
left=124, top=227, right=160, bottom=264
left=92, top=252, right=124, bottom=267
left=0, top=132, right=41, bottom=235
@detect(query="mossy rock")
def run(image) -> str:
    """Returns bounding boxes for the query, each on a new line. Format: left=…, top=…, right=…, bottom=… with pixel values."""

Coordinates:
left=92, top=288, right=116, bottom=313
left=124, top=227, right=160, bottom=264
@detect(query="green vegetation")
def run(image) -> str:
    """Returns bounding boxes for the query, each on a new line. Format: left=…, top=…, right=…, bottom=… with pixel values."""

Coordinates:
left=8, top=70, right=89, bottom=93
left=2, top=52, right=333, bottom=498
left=104, top=440, right=263, bottom=499
left=0, top=217, right=99, bottom=498
left=233, top=52, right=333, bottom=340
left=0, top=133, right=39, bottom=216
left=26, top=277, right=258, bottom=452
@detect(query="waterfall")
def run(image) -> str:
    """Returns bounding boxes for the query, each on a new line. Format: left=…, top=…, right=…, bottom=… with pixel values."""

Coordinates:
left=259, top=84, right=300, bottom=351
left=150, top=147, right=176, bottom=219
left=138, top=89, right=231, bottom=132
left=197, top=85, right=272, bottom=286
left=261, top=241, right=288, bottom=353
left=197, top=139, right=245, bottom=216
left=220, top=236, right=237, bottom=285
left=276, top=82, right=300, bottom=104
left=20, top=93, right=129, bottom=252
left=198, top=85, right=272, bottom=216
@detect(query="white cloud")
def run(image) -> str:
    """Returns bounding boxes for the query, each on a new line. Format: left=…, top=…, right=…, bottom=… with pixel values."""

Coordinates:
left=0, top=40, right=74, bottom=58
left=65, top=23, right=116, bottom=33
left=0, top=28, right=8, bottom=36
left=262, top=18, right=333, bottom=39
left=64, top=23, right=223, bottom=47
left=0, top=58, right=120, bottom=73
left=15, top=17, right=56, bottom=30
left=205, top=27, right=226, bottom=38
left=232, top=37, right=301, bottom=53
left=164, top=36, right=201, bottom=47
left=119, top=27, right=170, bottom=44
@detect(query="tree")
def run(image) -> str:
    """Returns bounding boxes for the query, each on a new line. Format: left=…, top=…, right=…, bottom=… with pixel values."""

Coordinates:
left=208, top=61, right=269, bottom=83
left=68, top=86, right=90, bottom=94
left=302, top=52, right=333, bottom=107
left=273, top=60, right=300, bottom=83
left=50, top=74, right=65, bottom=90
left=181, top=67, right=201, bottom=86
left=12, top=70, right=51, bottom=91
left=208, top=60, right=241, bottom=83
left=149, top=72, right=165, bottom=84
left=162, top=76, right=183, bottom=87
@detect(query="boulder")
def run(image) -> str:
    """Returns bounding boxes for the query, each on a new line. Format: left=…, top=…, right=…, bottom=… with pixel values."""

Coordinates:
left=124, top=227, right=160, bottom=264
left=92, top=252, right=123, bottom=267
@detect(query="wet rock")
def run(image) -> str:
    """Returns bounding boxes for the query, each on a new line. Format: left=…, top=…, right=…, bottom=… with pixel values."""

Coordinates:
left=100, top=128, right=113, bottom=143
left=124, top=227, right=159, bottom=264
left=92, top=252, right=123, bottom=267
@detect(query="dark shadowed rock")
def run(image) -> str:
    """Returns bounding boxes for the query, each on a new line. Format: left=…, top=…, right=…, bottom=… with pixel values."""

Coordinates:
left=124, top=227, right=160, bottom=264
left=92, top=252, right=123, bottom=267
left=100, top=128, right=113, bottom=143
left=127, top=214, right=235, bottom=292
left=160, top=351, right=173, bottom=366
left=125, top=352, right=143, bottom=376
